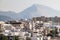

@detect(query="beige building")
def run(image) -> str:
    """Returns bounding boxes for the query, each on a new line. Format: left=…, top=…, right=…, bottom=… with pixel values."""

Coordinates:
left=0, top=21, right=5, bottom=34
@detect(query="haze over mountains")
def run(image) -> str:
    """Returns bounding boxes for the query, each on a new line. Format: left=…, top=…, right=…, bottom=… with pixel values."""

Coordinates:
left=0, top=4, right=60, bottom=21
left=0, top=15, right=11, bottom=22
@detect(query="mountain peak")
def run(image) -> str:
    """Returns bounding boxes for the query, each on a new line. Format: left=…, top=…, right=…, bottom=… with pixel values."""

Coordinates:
left=32, top=4, right=45, bottom=7
left=32, top=4, right=40, bottom=6
left=18, top=4, right=60, bottom=19
left=31, top=4, right=42, bottom=8
left=32, top=4, right=53, bottom=10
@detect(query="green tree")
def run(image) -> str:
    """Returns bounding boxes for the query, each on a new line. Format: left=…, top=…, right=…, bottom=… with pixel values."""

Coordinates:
left=15, top=36, right=19, bottom=40
left=50, top=27, right=58, bottom=37
left=0, top=34, right=8, bottom=40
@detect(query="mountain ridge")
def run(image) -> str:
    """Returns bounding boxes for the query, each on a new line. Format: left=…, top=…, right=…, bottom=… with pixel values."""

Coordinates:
left=0, top=4, right=60, bottom=21
left=0, top=15, right=12, bottom=22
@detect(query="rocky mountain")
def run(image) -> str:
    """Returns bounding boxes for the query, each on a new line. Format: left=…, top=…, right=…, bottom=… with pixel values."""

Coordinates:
left=18, top=4, right=60, bottom=19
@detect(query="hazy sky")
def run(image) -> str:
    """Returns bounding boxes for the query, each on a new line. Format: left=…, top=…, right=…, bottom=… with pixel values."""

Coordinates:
left=0, top=0, right=60, bottom=12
